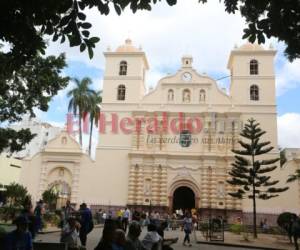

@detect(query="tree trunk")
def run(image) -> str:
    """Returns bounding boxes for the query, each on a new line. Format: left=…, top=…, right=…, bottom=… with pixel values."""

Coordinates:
left=89, top=117, right=93, bottom=156
left=79, top=112, right=82, bottom=146
left=253, top=184, right=257, bottom=238
left=252, top=142, right=257, bottom=238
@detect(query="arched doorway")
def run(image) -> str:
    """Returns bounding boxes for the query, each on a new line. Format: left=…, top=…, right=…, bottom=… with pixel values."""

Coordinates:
left=172, top=186, right=195, bottom=212
left=48, top=181, right=71, bottom=209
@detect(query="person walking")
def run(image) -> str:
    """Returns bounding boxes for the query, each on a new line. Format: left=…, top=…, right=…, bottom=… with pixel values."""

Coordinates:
left=182, top=213, right=193, bottom=247
left=122, top=208, right=131, bottom=232
left=79, top=203, right=94, bottom=247
left=33, top=200, right=44, bottom=233
left=60, top=217, right=81, bottom=248
left=4, top=216, right=33, bottom=250
left=62, top=200, right=75, bottom=227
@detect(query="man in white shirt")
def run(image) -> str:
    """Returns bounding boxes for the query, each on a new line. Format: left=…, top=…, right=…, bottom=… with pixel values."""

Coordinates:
left=122, top=208, right=131, bottom=232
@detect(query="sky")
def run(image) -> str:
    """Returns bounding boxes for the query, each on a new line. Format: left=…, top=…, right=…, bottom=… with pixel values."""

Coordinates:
left=35, top=0, right=300, bottom=151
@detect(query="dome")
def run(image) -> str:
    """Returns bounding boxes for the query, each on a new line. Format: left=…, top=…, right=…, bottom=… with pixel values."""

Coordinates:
left=115, top=38, right=140, bottom=53
left=238, top=43, right=264, bottom=51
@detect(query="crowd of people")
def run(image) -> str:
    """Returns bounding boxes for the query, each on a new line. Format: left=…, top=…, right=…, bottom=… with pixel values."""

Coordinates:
left=93, top=214, right=183, bottom=250
left=3, top=200, right=200, bottom=250
left=3, top=200, right=94, bottom=250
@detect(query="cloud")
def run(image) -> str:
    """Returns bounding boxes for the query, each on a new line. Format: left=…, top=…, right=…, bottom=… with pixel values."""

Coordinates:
left=46, top=0, right=247, bottom=87
left=276, top=58, right=300, bottom=96
left=278, top=113, right=300, bottom=148
left=45, top=1, right=300, bottom=95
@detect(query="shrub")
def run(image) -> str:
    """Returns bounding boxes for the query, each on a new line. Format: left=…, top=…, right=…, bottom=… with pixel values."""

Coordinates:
left=43, top=212, right=61, bottom=227
left=5, top=183, right=29, bottom=207
left=42, top=189, right=58, bottom=211
left=0, top=206, right=22, bottom=222
left=199, top=222, right=209, bottom=232
left=230, top=224, right=244, bottom=234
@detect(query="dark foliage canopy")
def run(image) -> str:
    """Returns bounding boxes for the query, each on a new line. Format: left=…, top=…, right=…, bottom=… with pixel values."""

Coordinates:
left=0, top=0, right=299, bottom=63
left=0, top=54, right=69, bottom=153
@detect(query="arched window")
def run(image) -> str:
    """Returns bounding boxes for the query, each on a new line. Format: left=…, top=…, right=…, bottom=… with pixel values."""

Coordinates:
left=199, top=89, right=206, bottom=102
left=168, top=89, right=174, bottom=101
left=182, top=89, right=191, bottom=103
left=250, top=84, right=259, bottom=101
left=250, top=59, right=258, bottom=75
left=119, top=61, right=127, bottom=75
left=117, top=85, right=126, bottom=100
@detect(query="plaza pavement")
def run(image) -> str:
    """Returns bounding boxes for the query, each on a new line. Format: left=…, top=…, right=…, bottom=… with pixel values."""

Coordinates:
left=35, top=227, right=293, bottom=250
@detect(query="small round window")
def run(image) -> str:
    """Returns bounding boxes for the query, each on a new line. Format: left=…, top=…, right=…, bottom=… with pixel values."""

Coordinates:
left=179, top=130, right=192, bottom=147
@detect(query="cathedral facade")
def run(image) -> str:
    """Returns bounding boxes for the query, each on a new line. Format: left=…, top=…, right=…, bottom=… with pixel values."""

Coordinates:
left=20, top=39, right=300, bottom=223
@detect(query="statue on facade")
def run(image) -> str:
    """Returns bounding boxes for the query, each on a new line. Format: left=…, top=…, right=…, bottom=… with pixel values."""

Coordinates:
left=183, top=90, right=190, bottom=103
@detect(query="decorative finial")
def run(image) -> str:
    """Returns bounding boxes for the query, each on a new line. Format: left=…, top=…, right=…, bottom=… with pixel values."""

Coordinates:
left=125, top=38, right=132, bottom=45
left=269, top=43, right=274, bottom=49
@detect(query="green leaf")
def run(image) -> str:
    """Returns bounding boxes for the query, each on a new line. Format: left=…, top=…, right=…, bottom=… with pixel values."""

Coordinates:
left=89, top=37, right=100, bottom=44
left=249, top=34, right=256, bottom=43
left=78, top=12, right=86, bottom=21
left=88, top=46, right=94, bottom=59
left=114, top=4, right=122, bottom=15
left=78, top=1, right=85, bottom=10
left=52, top=33, right=59, bottom=42
left=82, top=30, right=90, bottom=37
left=166, top=0, right=177, bottom=6
left=60, top=15, right=71, bottom=27
left=80, top=43, right=86, bottom=52
left=257, top=32, right=265, bottom=44
left=60, top=35, right=66, bottom=43
left=81, top=22, right=92, bottom=29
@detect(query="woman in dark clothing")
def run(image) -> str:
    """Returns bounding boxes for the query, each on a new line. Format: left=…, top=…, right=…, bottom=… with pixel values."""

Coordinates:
left=95, top=219, right=117, bottom=250
left=21, top=202, right=36, bottom=239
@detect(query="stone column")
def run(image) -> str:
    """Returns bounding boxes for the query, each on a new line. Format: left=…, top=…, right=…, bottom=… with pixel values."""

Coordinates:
left=71, top=162, right=80, bottom=205
left=127, top=164, right=137, bottom=204
left=38, top=160, right=48, bottom=199
left=136, top=165, right=144, bottom=204
left=200, top=167, right=209, bottom=208
left=159, top=166, right=168, bottom=206
left=151, top=166, right=160, bottom=206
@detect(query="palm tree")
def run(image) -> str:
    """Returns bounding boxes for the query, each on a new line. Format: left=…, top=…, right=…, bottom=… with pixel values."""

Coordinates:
left=86, top=90, right=102, bottom=156
left=67, top=77, right=94, bottom=146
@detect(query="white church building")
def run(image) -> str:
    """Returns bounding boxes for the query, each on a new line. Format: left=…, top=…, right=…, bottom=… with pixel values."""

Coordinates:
left=20, top=39, right=300, bottom=224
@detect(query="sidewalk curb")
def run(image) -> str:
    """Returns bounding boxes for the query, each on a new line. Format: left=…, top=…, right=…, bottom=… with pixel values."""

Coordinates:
left=39, top=230, right=61, bottom=234
left=39, top=224, right=103, bottom=234
left=197, top=240, right=287, bottom=250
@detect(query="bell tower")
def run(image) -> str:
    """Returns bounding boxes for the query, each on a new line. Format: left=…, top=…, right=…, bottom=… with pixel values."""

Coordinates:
left=102, top=39, right=149, bottom=104
left=227, top=43, right=276, bottom=105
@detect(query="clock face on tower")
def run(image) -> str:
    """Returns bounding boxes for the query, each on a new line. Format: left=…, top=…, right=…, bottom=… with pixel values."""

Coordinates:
left=182, top=72, right=192, bottom=82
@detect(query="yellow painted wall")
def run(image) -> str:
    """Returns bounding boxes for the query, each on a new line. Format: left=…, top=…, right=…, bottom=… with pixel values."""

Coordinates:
left=0, top=154, right=22, bottom=190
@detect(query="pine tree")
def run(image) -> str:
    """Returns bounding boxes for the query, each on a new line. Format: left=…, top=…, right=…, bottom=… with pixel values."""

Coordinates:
left=227, top=118, right=289, bottom=238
